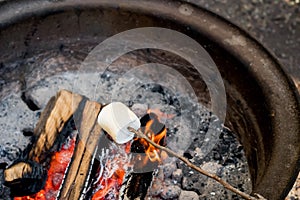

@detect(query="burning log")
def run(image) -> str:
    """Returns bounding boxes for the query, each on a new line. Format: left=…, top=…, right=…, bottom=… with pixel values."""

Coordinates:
left=4, top=161, right=46, bottom=197
left=3, top=90, right=171, bottom=200
left=3, top=90, right=104, bottom=199
left=4, top=90, right=84, bottom=196
left=121, top=112, right=167, bottom=199
left=28, top=90, right=84, bottom=163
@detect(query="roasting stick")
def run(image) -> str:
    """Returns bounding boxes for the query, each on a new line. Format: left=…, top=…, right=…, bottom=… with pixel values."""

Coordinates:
left=128, top=127, right=267, bottom=200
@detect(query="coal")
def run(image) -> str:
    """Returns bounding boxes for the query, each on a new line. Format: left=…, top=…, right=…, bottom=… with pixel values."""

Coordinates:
left=0, top=49, right=251, bottom=199
left=3, top=160, right=46, bottom=196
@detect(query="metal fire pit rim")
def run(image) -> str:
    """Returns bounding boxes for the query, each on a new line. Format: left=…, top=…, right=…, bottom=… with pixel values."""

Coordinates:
left=0, top=0, right=299, bottom=199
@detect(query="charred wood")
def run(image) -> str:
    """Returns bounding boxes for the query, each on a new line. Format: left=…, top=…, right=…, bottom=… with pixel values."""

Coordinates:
left=3, top=90, right=86, bottom=196
left=29, top=90, right=84, bottom=163
left=4, top=160, right=46, bottom=196
left=121, top=113, right=166, bottom=200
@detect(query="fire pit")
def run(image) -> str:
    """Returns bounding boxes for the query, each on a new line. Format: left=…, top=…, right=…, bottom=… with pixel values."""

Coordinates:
left=0, top=0, right=299, bottom=200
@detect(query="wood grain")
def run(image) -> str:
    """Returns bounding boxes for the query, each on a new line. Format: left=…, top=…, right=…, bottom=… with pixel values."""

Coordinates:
left=60, top=100, right=102, bottom=200
left=29, top=90, right=84, bottom=162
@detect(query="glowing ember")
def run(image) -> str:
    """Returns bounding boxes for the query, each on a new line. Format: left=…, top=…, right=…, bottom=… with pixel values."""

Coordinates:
left=91, top=110, right=169, bottom=199
left=91, top=143, right=132, bottom=200
left=14, top=110, right=169, bottom=200
left=14, top=135, right=76, bottom=200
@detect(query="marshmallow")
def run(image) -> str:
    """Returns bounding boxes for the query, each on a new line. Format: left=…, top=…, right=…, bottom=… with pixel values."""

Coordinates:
left=97, top=102, right=140, bottom=144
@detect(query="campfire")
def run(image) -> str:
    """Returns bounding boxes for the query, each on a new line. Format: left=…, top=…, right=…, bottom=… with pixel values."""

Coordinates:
left=0, top=80, right=252, bottom=199
left=3, top=90, right=169, bottom=200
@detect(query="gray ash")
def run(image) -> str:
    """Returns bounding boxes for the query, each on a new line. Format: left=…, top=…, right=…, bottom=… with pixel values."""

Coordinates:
left=0, top=50, right=251, bottom=199
left=145, top=128, right=251, bottom=200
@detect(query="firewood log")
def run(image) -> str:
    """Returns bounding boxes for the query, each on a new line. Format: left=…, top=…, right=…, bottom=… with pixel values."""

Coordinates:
left=4, top=90, right=103, bottom=198
left=60, top=100, right=102, bottom=200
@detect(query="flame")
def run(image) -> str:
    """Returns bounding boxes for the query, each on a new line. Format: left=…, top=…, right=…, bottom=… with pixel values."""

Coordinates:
left=14, top=135, right=76, bottom=200
left=139, top=119, right=167, bottom=163
left=137, top=109, right=170, bottom=163
left=14, top=109, right=170, bottom=200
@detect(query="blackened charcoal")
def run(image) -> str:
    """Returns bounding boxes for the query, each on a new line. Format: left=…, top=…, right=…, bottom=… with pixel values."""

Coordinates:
left=100, top=72, right=111, bottom=81
left=150, top=84, right=164, bottom=94
left=122, top=172, right=153, bottom=200
left=35, top=111, right=41, bottom=118
left=162, top=93, right=181, bottom=109
left=140, top=113, right=165, bottom=136
left=21, top=92, right=40, bottom=111
left=4, top=160, right=47, bottom=196
left=49, top=118, right=76, bottom=154
left=141, top=84, right=164, bottom=95
left=183, top=152, right=193, bottom=159
left=0, top=163, right=7, bottom=170
left=127, top=100, right=134, bottom=107
left=22, top=128, right=34, bottom=137
left=142, top=113, right=157, bottom=126
left=213, top=151, right=222, bottom=161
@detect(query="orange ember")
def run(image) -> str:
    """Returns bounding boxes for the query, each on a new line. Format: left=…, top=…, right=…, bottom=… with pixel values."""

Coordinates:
left=91, top=169, right=125, bottom=200
left=14, top=109, right=170, bottom=200
left=14, top=136, right=76, bottom=200
left=91, top=143, right=131, bottom=200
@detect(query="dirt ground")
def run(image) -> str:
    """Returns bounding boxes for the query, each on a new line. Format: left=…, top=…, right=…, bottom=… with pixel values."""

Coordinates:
left=185, top=0, right=300, bottom=199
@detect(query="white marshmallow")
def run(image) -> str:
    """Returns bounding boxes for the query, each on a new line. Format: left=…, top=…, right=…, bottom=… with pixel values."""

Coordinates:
left=97, top=102, right=140, bottom=144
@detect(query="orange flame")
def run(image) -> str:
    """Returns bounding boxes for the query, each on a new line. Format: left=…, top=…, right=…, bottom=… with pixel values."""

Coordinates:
left=137, top=109, right=170, bottom=163
left=140, top=119, right=167, bottom=163
left=14, top=136, right=76, bottom=200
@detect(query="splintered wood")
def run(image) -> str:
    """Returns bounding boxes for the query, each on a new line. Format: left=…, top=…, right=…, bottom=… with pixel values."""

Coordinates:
left=60, top=100, right=102, bottom=200
left=4, top=90, right=103, bottom=199
left=29, top=90, right=84, bottom=163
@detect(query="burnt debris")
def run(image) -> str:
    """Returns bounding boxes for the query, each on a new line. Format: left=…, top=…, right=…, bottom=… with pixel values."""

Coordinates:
left=4, top=160, right=46, bottom=196
left=121, top=112, right=167, bottom=199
